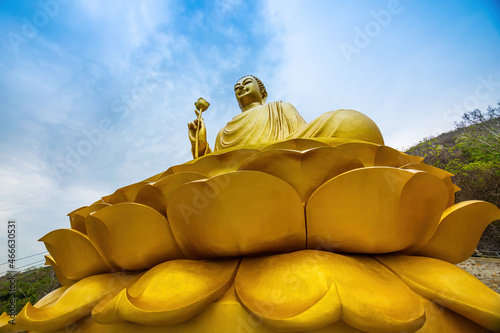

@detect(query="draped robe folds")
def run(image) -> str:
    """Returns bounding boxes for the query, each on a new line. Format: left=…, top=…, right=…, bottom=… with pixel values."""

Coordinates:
left=214, top=102, right=385, bottom=151
left=214, top=101, right=306, bottom=151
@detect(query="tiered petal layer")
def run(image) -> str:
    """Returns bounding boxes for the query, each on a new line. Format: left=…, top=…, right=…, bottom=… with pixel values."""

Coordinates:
left=306, top=167, right=449, bottom=253
left=167, top=171, right=305, bottom=258
left=13, top=251, right=498, bottom=332
left=86, top=203, right=184, bottom=270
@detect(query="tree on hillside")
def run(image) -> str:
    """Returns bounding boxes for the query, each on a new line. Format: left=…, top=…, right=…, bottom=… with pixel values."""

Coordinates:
left=455, top=104, right=500, bottom=163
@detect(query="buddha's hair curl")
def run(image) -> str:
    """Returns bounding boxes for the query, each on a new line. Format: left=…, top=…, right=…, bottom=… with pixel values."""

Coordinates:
left=238, top=75, right=267, bottom=99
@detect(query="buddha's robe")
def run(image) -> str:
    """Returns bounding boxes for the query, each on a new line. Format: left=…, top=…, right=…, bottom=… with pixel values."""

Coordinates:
left=214, top=101, right=306, bottom=151
left=214, top=103, right=384, bottom=151
left=288, top=109, right=385, bottom=145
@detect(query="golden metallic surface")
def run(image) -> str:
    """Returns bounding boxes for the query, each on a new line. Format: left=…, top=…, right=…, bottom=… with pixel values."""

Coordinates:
left=43, top=255, right=75, bottom=286
left=288, top=109, right=385, bottom=145
left=307, top=167, right=448, bottom=253
left=415, top=294, right=491, bottom=333
left=214, top=101, right=306, bottom=150
left=238, top=147, right=363, bottom=202
left=374, top=254, right=500, bottom=332
left=373, top=145, right=416, bottom=166
left=0, top=312, right=24, bottom=333
left=262, top=138, right=331, bottom=151
left=235, top=251, right=424, bottom=332
left=400, top=163, right=457, bottom=207
left=135, top=171, right=207, bottom=215
left=106, top=181, right=150, bottom=204
left=69, top=203, right=110, bottom=233
left=16, top=273, right=135, bottom=332
left=167, top=171, right=305, bottom=259
left=67, top=205, right=86, bottom=226
left=331, top=141, right=380, bottom=166
left=39, top=229, right=110, bottom=281
left=67, top=289, right=366, bottom=333
left=114, top=259, right=239, bottom=325
left=193, top=97, right=210, bottom=158
left=167, top=148, right=260, bottom=177
left=86, top=202, right=184, bottom=271
left=411, top=201, right=500, bottom=263
left=333, top=142, right=424, bottom=167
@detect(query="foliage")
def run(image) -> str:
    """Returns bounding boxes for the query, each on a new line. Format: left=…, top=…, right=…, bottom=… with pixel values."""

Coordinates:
left=455, top=104, right=500, bottom=163
left=405, top=104, right=500, bottom=253
left=0, top=266, right=61, bottom=315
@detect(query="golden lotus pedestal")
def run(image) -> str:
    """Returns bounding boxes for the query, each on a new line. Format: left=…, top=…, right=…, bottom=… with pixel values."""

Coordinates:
left=1, top=136, right=499, bottom=333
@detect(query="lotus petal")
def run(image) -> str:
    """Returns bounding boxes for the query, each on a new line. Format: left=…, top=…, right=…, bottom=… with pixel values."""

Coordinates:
left=374, top=146, right=420, bottom=167
left=107, top=181, right=150, bottom=204
left=33, top=286, right=69, bottom=308
left=86, top=287, right=364, bottom=332
left=135, top=172, right=207, bottom=215
left=374, top=254, right=500, bottom=332
left=67, top=205, right=86, bottom=226
left=92, top=272, right=145, bottom=325
left=44, top=255, right=76, bottom=286
left=334, top=142, right=424, bottom=168
left=143, top=170, right=168, bottom=182
left=238, top=147, right=363, bottom=202
left=235, top=250, right=424, bottom=332
left=166, top=149, right=260, bottom=177
left=92, top=287, right=126, bottom=325
left=0, top=312, right=24, bottom=333
left=86, top=203, right=184, bottom=271
left=262, top=138, right=330, bottom=151
left=415, top=294, right=491, bottom=333
left=167, top=171, right=305, bottom=259
left=40, top=229, right=110, bottom=281
left=16, top=273, right=135, bottom=331
left=307, top=167, right=449, bottom=253
left=401, top=163, right=457, bottom=207
left=115, top=259, right=238, bottom=325
left=69, top=203, right=110, bottom=234
left=411, top=201, right=500, bottom=263
left=334, top=142, right=380, bottom=166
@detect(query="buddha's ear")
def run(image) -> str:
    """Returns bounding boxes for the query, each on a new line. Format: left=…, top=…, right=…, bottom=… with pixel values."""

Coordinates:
left=261, top=91, right=268, bottom=103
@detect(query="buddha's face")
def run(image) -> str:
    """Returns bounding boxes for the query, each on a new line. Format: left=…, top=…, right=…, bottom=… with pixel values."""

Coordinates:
left=234, top=76, right=264, bottom=110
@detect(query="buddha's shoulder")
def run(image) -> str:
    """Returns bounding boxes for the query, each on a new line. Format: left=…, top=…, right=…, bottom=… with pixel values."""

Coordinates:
left=267, top=101, right=299, bottom=112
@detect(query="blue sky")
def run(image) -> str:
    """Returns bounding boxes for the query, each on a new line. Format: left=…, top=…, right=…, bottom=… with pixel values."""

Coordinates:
left=0, top=0, right=499, bottom=270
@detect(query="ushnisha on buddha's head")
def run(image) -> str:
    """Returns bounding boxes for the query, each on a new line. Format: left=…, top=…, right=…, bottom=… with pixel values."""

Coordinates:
left=234, top=75, right=268, bottom=111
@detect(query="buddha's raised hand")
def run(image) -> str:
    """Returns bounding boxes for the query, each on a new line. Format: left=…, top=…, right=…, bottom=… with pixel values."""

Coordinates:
left=187, top=116, right=210, bottom=158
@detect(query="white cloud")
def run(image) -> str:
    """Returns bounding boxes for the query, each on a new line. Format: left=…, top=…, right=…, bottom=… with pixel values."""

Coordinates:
left=261, top=1, right=500, bottom=148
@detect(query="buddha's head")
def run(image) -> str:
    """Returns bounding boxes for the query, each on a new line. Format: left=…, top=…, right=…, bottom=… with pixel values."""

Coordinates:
left=234, top=75, right=268, bottom=111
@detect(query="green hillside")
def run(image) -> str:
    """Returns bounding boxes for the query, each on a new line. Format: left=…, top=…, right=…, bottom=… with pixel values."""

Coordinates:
left=0, top=266, right=61, bottom=316
left=405, top=104, right=500, bottom=253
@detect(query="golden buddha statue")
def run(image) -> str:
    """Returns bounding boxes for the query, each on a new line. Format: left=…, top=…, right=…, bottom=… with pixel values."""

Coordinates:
left=3, top=76, right=500, bottom=333
left=188, top=75, right=384, bottom=158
